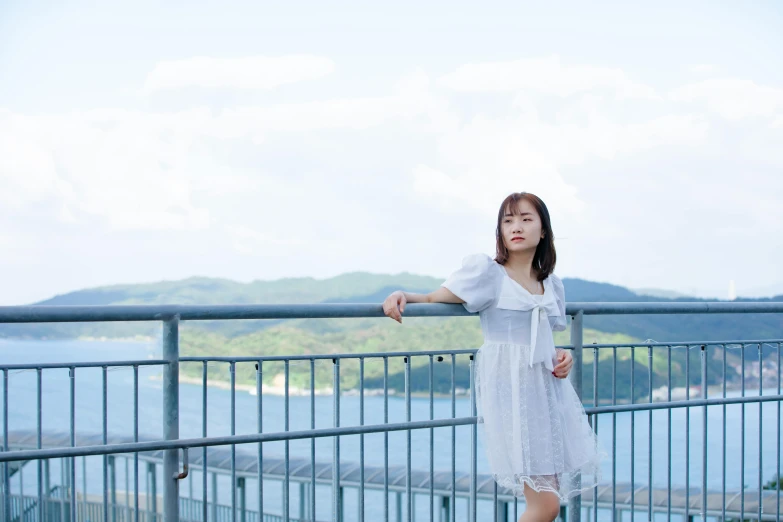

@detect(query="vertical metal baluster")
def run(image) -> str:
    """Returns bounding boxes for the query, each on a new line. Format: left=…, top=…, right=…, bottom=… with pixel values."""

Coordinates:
left=469, top=353, right=477, bottom=522
left=103, top=366, right=110, bottom=522
left=777, top=342, right=781, bottom=521
left=429, top=355, right=434, bottom=522
left=383, top=356, right=389, bottom=522
left=162, top=317, right=180, bottom=522
left=82, top=455, right=87, bottom=519
left=111, top=456, right=117, bottom=522
left=593, top=345, right=599, bottom=522
left=647, top=344, right=653, bottom=522
left=125, top=456, right=130, bottom=521
left=19, top=463, right=24, bottom=516
left=667, top=346, right=671, bottom=521
left=722, top=345, right=726, bottom=522
left=69, top=367, right=76, bottom=522
left=230, top=362, right=237, bottom=522
left=611, top=346, right=616, bottom=519
left=60, top=457, right=66, bottom=522
left=3, top=368, right=9, bottom=522
left=758, top=343, right=763, bottom=522
left=741, top=343, right=746, bottom=520
left=568, top=310, right=583, bottom=522
left=134, top=365, right=140, bottom=522
left=630, top=346, right=635, bottom=515
left=686, top=344, right=692, bottom=520
left=210, top=471, right=217, bottom=522
left=359, top=357, right=365, bottom=522
left=44, top=459, right=54, bottom=522
left=284, top=359, right=289, bottom=522
left=257, top=361, right=264, bottom=522
left=492, top=482, right=498, bottom=522
left=700, top=345, right=707, bottom=522
left=405, top=355, right=412, bottom=522
left=332, top=357, right=340, bottom=522
left=37, top=368, right=44, bottom=522
left=203, top=362, right=208, bottom=522
left=309, top=359, right=315, bottom=522
left=450, top=354, right=456, bottom=522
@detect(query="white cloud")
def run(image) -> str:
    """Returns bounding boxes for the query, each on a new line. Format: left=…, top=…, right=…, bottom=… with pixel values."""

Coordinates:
left=0, top=108, right=211, bottom=230
left=142, top=55, right=335, bottom=92
left=210, top=70, right=455, bottom=137
left=438, top=55, right=660, bottom=99
left=670, top=78, right=783, bottom=120
left=0, top=72, right=453, bottom=233
left=411, top=100, right=708, bottom=217
left=0, top=64, right=710, bottom=236
left=0, top=111, right=61, bottom=208
left=225, top=224, right=314, bottom=254
left=2, top=55, right=781, bottom=305
left=691, top=64, right=718, bottom=74
left=738, top=126, right=783, bottom=167
left=212, top=96, right=401, bottom=136
left=411, top=164, right=476, bottom=211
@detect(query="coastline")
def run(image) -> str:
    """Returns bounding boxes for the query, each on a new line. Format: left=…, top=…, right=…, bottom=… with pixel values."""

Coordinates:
left=168, top=373, right=766, bottom=401
left=163, top=374, right=471, bottom=398
left=175, top=373, right=334, bottom=396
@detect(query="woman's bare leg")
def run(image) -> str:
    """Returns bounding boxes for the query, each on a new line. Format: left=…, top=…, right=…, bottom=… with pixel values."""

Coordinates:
left=518, top=480, right=561, bottom=522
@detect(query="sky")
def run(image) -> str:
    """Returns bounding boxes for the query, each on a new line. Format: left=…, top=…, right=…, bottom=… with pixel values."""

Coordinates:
left=1, top=1, right=782, bottom=305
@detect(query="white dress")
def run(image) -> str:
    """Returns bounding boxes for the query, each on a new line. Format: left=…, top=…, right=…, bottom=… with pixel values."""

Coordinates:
left=442, top=253, right=605, bottom=500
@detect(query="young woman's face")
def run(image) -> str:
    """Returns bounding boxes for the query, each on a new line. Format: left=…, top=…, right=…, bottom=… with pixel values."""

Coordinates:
left=501, top=198, right=544, bottom=254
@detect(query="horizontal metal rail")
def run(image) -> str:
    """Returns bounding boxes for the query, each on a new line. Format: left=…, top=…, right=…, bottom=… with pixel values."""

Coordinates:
left=1, top=301, right=782, bottom=522
left=2, top=392, right=781, bottom=464
left=1, top=301, right=782, bottom=323
left=0, top=359, right=167, bottom=371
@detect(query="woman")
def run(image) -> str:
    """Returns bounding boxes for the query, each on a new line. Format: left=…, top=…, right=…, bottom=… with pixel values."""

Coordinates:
left=383, top=192, right=604, bottom=522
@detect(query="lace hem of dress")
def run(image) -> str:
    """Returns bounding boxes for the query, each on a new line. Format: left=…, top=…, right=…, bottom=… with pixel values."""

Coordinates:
left=490, top=451, right=608, bottom=502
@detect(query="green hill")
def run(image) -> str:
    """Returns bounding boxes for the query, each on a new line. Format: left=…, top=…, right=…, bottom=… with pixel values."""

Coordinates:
left=2, top=273, right=780, bottom=344
left=0, top=273, right=439, bottom=339
left=2, top=271, right=779, bottom=401
left=177, top=319, right=737, bottom=402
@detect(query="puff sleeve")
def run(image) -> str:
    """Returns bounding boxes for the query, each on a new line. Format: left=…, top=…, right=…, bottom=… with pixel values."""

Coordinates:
left=441, top=253, right=501, bottom=313
left=548, top=273, right=568, bottom=331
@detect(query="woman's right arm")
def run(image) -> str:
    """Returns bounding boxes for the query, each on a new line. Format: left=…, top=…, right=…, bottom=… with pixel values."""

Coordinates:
left=382, top=287, right=464, bottom=323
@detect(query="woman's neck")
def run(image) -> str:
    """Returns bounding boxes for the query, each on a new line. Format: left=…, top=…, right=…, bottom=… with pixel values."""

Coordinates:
left=505, top=252, right=538, bottom=280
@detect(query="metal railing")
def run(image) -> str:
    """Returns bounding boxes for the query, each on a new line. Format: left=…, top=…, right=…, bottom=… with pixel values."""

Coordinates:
left=2, top=490, right=316, bottom=522
left=0, top=301, right=782, bottom=522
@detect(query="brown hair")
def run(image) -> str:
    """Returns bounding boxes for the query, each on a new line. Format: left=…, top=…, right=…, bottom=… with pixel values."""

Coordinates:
left=494, top=192, right=557, bottom=281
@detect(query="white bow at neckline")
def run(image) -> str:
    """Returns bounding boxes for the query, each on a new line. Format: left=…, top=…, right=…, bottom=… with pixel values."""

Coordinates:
left=496, top=274, right=561, bottom=370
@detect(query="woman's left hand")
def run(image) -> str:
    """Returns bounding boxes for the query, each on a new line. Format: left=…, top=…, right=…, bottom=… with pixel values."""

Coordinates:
left=552, top=349, right=573, bottom=379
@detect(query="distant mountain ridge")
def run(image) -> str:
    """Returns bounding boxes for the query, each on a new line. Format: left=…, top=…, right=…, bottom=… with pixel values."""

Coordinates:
left=1, top=272, right=781, bottom=342
left=34, top=272, right=443, bottom=306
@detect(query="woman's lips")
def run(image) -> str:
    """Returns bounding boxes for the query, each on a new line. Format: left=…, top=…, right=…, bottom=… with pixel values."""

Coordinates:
left=511, top=238, right=524, bottom=242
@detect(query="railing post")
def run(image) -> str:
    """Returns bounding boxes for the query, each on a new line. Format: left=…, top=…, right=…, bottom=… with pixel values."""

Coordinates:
left=162, top=316, right=180, bottom=522
left=568, top=309, right=584, bottom=522
left=211, top=472, right=218, bottom=522
left=148, top=462, right=157, bottom=519
left=237, top=477, right=246, bottom=522
left=109, top=455, right=117, bottom=522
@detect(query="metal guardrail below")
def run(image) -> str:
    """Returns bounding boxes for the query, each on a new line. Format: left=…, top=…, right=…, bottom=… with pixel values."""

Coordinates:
left=1, top=301, right=782, bottom=522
